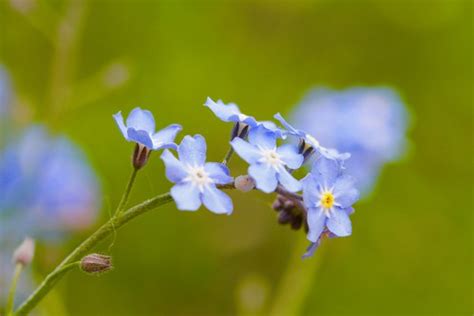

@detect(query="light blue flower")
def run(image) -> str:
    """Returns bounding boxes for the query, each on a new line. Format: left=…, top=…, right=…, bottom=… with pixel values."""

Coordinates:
left=302, top=157, right=359, bottom=244
left=231, top=126, right=303, bottom=193
left=0, top=126, right=101, bottom=240
left=113, top=107, right=182, bottom=150
left=161, top=135, right=234, bottom=214
left=204, top=97, right=285, bottom=138
left=274, top=113, right=350, bottom=161
left=291, top=87, right=409, bottom=195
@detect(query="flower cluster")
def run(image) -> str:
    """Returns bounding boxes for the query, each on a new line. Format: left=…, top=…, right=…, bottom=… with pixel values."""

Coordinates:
left=114, top=97, right=361, bottom=257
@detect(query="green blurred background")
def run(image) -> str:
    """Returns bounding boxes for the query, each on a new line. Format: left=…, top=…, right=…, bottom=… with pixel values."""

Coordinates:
left=1, top=0, right=472, bottom=315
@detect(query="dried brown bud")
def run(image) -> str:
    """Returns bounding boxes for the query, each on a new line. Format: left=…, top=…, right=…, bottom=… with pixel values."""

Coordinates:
left=80, top=254, right=112, bottom=274
left=132, top=143, right=151, bottom=170
left=235, top=175, right=256, bottom=192
left=13, top=237, right=35, bottom=266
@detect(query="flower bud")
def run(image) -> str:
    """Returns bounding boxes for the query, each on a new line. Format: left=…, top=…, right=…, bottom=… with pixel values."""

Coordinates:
left=230, top=122, right=250, bottom=140
left=132, top=143, right=151, bottom=170
left=80, top=254, right=112, bottom=274
left=235, top=175, right=255, bottom=192
left=13, top=237, right=35, bottom=266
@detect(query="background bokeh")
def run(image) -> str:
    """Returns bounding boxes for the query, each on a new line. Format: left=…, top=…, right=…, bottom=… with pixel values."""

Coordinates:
left=0, top=0, right=472, bottom=315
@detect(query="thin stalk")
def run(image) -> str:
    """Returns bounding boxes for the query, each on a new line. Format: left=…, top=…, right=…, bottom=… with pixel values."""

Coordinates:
left=115, top=168, right=138, bottom=216
left=5, top=263, right=23, bottom=316
left=222, top=147, right=234, bottom=165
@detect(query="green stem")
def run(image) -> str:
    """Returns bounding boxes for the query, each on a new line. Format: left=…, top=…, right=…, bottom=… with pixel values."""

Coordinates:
left=222, top=147, right=234, bottom=165
left=115, top=168, right=139, bottom=216
left=5, top=263, right=23, bottom=316
left=14, top=192, right=173, bottom=316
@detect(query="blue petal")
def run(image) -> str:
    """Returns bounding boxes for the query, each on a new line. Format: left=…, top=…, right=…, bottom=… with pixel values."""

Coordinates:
left=152, top=124, right=182, bottom=150
left=333, top=175, right=359, bottom=208
left=277, top=167, right=302, bottom=192
left=160, top=149, right=187, bottom=183
left=248, top=163, right=277, bottom=193
left=258, top=121, right=287, bottom=138
left=204, top=162, right=233, bottom=184
left=204, top=97, right=241, bottom=122
left=277, top=144, right=303, bottom=169
left=327, top=208, right=352, bottom=237
left=248, top=126, right=277, bottom=149
left=302, top=240, right=321, bottom=259
left=231, top=138, right=260, bottom=164
left=202, top=185, right=233, bottom=214
left=307, top=207, right=327, bottom=242
left=274, top=113, right=303, bottom=137
left=178, top=135, right=207, bottom=166
left=170, top=182, right=202, bottom=211
left=302, top=174, right=321, bottom=208
left=127, top=128, right=154, bottom=149
left=113, top=111, right=128, bottom=140
left=311, top=157, right=340, bottom=187
left=126, top=107, right=155, bottom=133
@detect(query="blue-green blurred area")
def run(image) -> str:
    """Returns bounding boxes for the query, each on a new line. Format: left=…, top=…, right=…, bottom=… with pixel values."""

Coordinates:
left=1, top=0, right=472, bottom=315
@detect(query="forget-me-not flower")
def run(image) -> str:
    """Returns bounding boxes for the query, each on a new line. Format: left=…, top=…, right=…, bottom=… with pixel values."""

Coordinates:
left=291, top=87, right=410, bottom=195
left=231, top=126, right=303, bottom=193
left=161, top=135, right=234, bottom=214
left=204, top=97, right=285, bottom=138
left=302, top=157, right=359, bottom=243
left=113, top=107, right=182, bottom=150
left=274, top=113, right=350, bottom=162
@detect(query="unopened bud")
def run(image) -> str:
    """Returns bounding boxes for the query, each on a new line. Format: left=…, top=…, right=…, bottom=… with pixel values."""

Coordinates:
left=132, top=143, right=151, bottom=170
left=80, top=254, right=112, bottom=274
left=235, top=175, right=256, bottom=192
left=230, top=122, right=250, bottom=140
left=13, top=237, right=35, bottom=266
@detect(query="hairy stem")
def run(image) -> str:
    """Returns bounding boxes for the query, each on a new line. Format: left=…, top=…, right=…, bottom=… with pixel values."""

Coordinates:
left=14, top=192, right=173, bottom=316
left=5, top=263, right=23, bottom=316
left=115, top=168, right=138, bottom=216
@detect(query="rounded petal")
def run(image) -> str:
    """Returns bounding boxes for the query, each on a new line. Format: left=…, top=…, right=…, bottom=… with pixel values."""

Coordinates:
left=231, top=138, right=260, bottom=164
left=113, top=111, right=128, bottom=140
left=302, top=174, right=321, bottom=208
left=274, top=113, right=302, bottom=136
left=126, top=107, right=155, bottom=133
left=204, top=162, right=233, bottom=184
left=204, top=97, right=241, bottom=122
left=311, top=157, right=340, bottom=187
left=302, top=240, right=321, bottom=259
left=202, top=185, right=233, bottom=214
left=170, top=182, right=202, bottom=211
left=277, top=144, right=304, bottom=169
left=152, top=124, right=182, bottom=149
left=277, top=168, right=302, bottom=192
left=248, top=163, right=277, bottom=193
left=160, top=149, right=187, bottom=183
left=127, top=128, right=154, bottom=149
left=307, top=208, right=327, bottom=242
left=333, top=175, right=360, bottom=208
left=327, top=208, right=352, bottom=237
left=178, top=135, right=206, bottom=166
left=248, top=126, right=277, bottom=149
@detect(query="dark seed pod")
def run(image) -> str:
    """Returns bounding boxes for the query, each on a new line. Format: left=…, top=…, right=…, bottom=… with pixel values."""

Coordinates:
left=132, top=143, right=151, bottom=170
left=80, top=254, right=112, bottom=274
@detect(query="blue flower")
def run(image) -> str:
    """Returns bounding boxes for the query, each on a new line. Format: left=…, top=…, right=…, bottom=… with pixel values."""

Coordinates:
left=113, top=107, right=182, bottom=150
left=290, top=87, right=410, bottom=195
left=302, top=157, right=359, bottom=243
left=274, top=113, right=350, bottom=161
left=204, top=97, right=285, bottom=138
left=161, top=135, right=234, bottom=214
left=231, top=126, right=303, bottom=193
left=0, top=126, right=101, bottom=240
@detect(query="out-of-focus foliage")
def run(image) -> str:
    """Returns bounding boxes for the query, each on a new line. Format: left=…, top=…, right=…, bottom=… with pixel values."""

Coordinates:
left=0, top=0, right=472, bottom=315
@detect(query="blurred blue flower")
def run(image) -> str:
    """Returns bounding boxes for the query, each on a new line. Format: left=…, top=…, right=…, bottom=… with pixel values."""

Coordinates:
left=161, top=135, right=234, bottom=214
left=274, top=113, right=350, bottom=162
left=113, top=107, right=182, bottom=150
left=291, top=87, right=410, bottom=195
left=205, top=97, right=285, bottom=138
left=0, top=126, right=101, bottom=240
left=231, top=126, right=303, bottom=193
left=302, top=157, right=359, bottom=244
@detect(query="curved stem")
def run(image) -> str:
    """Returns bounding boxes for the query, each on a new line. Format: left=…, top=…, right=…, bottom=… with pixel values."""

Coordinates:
left=5, top=263, right=23, bottom=316
left=115, top=168, right=138, bottom=216
left=14, top=192, right=173, bottom=316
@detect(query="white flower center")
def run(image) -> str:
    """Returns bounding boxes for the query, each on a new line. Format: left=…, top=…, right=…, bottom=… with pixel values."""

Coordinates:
left=185, top=165, right=213, bottom=191
left=259, top=148, right=282, bottom=168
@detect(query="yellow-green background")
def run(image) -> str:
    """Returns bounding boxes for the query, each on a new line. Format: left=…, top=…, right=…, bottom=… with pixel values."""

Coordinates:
left=1, top=0, right=472, bottom=315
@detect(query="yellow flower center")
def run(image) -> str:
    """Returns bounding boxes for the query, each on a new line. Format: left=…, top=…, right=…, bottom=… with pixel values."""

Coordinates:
left=320, top=191, right=335, bottom=209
